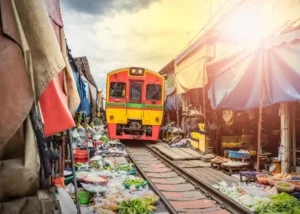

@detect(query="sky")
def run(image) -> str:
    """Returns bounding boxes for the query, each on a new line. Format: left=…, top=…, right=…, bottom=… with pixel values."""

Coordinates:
left=60, top=0, right=225, bottom=91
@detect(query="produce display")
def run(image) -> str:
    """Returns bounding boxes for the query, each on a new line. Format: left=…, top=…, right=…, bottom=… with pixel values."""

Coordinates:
left=256, top=174, right=271, bottom=185
left=119, top=198, right=155, bottom=214
left=288, top=180, right=300, bottom=191
left=275, top=181, right=295, bottom=193
left=90, top=161, right=101, bottom=170
left=117, top=164, right=134, bottom=172
left=273, top=173, right=292, bottom=180
left=83, top=174, right=108, bottom=185
left=141, top=194, right=159, bottom=205
left=123, top=178, right=147, bottom=188
left=214, top=181, right=300, bottom=213
left=254, top=193, right=300, bottom=214
left=222, top=161, right=248, bottom=167
left=211, top=156, right=230, bottom=164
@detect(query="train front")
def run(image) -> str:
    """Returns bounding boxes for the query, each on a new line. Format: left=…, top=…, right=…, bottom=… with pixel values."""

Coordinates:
left=106, top=67, right=164, bottom=140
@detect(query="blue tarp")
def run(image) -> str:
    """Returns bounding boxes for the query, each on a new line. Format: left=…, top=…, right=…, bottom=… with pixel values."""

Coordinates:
left=165, top=87, right=182, bottom=111
left=208, top=30, right=300, bottom=110
left=71, top=63, right=89, bottom=115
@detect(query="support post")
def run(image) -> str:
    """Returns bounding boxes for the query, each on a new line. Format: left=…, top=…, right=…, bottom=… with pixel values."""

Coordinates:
left=256, top=48, right=264, bottom=172
left=68, top=130, right=81, bottom=214
left=292, top=103, right=296, bottom=172
left=256, top=101, right=263, bottom=172
left=280, top=103, right=290, bottom=173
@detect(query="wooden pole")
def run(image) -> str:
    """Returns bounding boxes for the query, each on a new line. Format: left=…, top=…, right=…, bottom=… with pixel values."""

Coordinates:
left=68, top=130, right=81, bottom=214
left=257, top=100, right=263, bottom=172
left=280, top=103, right=290, bottom=173
left=256, top=48, right=264, bottom=172
left=292, top=103, right=296, bottom=172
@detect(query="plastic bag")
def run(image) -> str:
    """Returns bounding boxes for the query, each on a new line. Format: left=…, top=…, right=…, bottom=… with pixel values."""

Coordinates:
left=80, top=183, right=108, bottom=193
left=72, top=129, right=80, bottom=138
left=66, top=183, right=75, bottom=194
left=90, top=155, right=103, bottom=162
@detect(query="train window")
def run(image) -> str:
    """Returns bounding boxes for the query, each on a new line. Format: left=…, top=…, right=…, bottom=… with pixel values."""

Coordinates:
left=146, top=84, right=162, bottom=101
left=110, top=82, right=126, bottom=98
left=130, top=82, right=142, bottom=102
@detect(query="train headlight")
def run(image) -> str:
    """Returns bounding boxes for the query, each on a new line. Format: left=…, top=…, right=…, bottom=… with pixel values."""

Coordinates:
left=110, top=115, right=114, bottom=120
left=155, top=117, right=159, bottom=122
left=130, top=67, right=144, bottom=76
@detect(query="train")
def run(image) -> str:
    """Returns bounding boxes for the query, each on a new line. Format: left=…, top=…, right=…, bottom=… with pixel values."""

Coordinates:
left=106, top=67, right=164, bottom=140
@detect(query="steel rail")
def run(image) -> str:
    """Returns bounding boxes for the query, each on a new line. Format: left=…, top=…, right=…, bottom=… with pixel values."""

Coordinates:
left=123, top=145, right=177, bottom=214
left=145, top=144, right=254, bottom=214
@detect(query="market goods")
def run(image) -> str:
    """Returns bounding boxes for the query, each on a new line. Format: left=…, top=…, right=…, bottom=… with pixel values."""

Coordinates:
left=254, top=193, right=300, bottom=214
left=222, top=161, right=248, bottom=167
left=117, top=164, right=134, bottom=171
left=80, top=183, right=108, bottom=193
left=123, top=178, right=146, bottom=187
left=141, top=194, right=159, bottom=205
left=274, top=181, right=294, bottom=193
left=211, top=156, right=230, bottom=164
left=267, top=178, right=283, bottom=186
left=273, top=173, right=291, bottom=180
left=119, top=198, right=153, bottom=214
left=256, top=174, right=271, bottom=185
left=83, top=174, right=109, bottom=185
left=93, top=207, right=116, bottom=214
left=100, top=136, right=109, bottom=143
left=287, top=180, right=300, bottom=191
left=102, top=202, right=119, bottom=211
left=64, top=170, right=72, bottom=177
left=90, top=161, right=101, bottom=170
left=76, top=171, right=89, bottom=181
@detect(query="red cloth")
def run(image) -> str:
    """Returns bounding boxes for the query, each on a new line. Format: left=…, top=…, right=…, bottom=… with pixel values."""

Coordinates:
left=39, top=6, right=74, bottom=136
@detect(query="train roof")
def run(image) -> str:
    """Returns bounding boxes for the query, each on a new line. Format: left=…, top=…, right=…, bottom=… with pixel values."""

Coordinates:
left=106, top=67, right=163, bottom=77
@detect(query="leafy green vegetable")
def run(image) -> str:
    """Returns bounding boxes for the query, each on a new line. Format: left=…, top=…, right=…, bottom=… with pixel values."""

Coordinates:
left=90, top=161, right=100, bottom=169
left=119, top=198, right=153, bottom=214
left=123, top=178, right=145, bottom=186
left=100, top=136, right=109, bottom=143
left=255, top=193, right=300, bottom=214
left=277, top=183, right=292, bottom=188
left=117, top=164, right=134, bottom=171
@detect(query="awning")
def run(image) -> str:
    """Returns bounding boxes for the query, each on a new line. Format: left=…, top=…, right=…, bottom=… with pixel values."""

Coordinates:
left=208, top=29, right=300, bottom=110
left=174, top=43, right=207, bottom=95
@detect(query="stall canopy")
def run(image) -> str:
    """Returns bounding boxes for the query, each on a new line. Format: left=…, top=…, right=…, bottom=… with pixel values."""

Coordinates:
left=208, top=29, right=300, bottom=110
left=74, top=57, right=98, bottom=90
left=165, top=87, right=182, bottom=111
left=174, top=38, right=207, bottom=95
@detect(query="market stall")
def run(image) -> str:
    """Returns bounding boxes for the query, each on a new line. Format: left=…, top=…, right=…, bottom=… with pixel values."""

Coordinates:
left=62, top=123, right=163, bottom=214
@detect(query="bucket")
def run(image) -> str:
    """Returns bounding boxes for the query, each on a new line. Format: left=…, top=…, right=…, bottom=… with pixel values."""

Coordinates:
left=270, top=158, right=281, bottom=174
left=78, top=191, right=90, bottom=204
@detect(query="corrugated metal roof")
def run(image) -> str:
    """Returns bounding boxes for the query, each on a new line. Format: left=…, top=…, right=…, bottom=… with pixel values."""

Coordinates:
left=206, top=46, right=253, bottom=68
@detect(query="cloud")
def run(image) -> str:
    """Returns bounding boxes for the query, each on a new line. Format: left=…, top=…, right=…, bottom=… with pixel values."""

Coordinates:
left=61, top=0, right=225, bottom=90
left=61, top=0, right=160, bottom=15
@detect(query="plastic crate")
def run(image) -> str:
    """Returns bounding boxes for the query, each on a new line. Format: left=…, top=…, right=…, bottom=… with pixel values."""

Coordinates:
left=228, top=151, right=250, bottom=159
left=74, top=157, right=88, bottom=164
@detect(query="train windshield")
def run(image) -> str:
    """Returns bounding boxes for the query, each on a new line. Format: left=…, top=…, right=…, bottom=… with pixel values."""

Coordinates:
left=146, top=84, right=162, bottom=101
left=110, top=82, right=126, bottom=98
left=130, top=82, right=142, bottom=102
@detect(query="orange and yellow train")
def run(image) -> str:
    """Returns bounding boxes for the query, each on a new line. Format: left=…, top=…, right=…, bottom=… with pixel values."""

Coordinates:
left=106, top=67, right=164, bottom=140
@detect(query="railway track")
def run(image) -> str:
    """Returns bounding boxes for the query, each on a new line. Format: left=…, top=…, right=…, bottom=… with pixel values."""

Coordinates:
left=123, top=142, right=253, bottom=214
